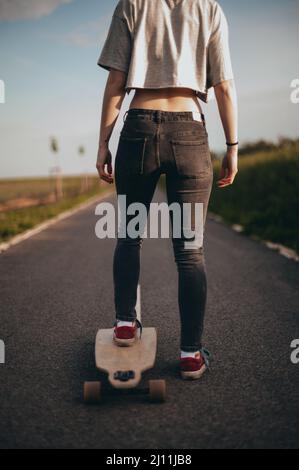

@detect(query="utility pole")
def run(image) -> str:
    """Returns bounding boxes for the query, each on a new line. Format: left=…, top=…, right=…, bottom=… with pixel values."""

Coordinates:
left=50, top=137, right=63, bottom=201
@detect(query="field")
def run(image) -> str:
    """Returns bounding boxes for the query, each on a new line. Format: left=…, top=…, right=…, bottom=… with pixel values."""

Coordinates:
left=1, top=142, right=299, bottom=253
left=0, top=176, right=100, bottom=208
left=0, top=175, right=107, bottom=243
left=159, top=140, right=299, bottom=254
left=209, top=142, right=299, bottom=253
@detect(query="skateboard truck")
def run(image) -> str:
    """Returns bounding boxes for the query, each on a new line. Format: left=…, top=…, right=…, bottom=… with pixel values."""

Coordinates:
left=114, top=370, right=135, bottom=382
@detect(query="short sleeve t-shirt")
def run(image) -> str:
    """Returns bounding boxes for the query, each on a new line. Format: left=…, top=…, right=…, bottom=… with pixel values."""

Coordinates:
left=97, top=0, right=234, bottom=103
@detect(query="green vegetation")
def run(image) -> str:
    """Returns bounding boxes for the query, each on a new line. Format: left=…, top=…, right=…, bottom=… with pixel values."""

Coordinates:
left=2, top=139, right=299, bottom=253
left=0, top=176, right=98, bottom=204
left=210, top=139, right=299, bottom=252
left=0, top=176, right=106, bottom=243
left=160, top=139, right=299, bottom=253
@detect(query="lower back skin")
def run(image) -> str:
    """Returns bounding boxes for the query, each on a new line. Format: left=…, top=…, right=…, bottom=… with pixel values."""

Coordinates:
left=130, top=87, right=203, bottom=113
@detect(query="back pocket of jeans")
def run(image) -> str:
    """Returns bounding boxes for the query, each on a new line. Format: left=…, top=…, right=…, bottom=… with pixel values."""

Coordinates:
left=170, top=139, right=212, bottom=178
left=115, top=135, right=148, bottom=176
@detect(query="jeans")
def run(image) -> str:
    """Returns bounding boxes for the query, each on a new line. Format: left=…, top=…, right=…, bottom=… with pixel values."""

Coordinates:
left=113, top=108, right=214, bottom=352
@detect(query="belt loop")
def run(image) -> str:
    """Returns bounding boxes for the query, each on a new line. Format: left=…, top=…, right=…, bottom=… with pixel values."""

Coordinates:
left=155, top=110, right=162, bottom=123
left=123, top=110, right=129, bottom=123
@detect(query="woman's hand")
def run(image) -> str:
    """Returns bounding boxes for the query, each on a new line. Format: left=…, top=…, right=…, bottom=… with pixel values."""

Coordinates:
left=217, top=147, right=238, bottom=188
left=96, top=144, right=114, bottom=185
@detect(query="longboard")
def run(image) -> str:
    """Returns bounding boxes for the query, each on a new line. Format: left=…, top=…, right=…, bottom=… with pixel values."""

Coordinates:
left=95, top=327, right=157, bottom=389
left=83, top=285, right=166, bottom=403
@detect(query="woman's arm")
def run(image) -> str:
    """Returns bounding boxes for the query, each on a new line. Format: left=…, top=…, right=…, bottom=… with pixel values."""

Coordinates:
left=96, top=69, right=127, bottom=184
left=214, top=79, right=239, bottom=188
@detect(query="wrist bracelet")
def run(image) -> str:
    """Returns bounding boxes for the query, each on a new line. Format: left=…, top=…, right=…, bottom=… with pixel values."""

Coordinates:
left=226, top=141, right=239, bottom=147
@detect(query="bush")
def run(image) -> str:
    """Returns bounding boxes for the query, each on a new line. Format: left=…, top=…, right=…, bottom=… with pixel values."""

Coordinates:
left=209, top=144, right=299, bottom=252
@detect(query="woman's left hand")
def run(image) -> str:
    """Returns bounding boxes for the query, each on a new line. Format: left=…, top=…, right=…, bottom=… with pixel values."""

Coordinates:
left=96, top=145, right=114, bottom=185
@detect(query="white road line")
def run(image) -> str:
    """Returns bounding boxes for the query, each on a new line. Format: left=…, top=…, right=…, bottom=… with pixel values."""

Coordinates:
left=136, top=284, right=141, bottom=323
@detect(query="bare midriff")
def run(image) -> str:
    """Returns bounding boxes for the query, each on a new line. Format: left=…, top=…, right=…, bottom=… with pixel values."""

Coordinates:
left=129, top=87, right=203, bottom=114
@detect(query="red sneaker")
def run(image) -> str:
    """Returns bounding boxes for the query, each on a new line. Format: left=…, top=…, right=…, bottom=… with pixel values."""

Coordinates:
left=113, top=319, right=142, bottom=347
left=180, top=349, right=211, bottom=380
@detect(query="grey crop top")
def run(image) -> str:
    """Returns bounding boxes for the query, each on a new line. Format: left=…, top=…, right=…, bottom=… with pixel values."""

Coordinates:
left=97, top=0, right=234, bottom=103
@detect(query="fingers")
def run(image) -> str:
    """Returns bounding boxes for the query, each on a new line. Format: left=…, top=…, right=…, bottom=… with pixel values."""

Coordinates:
left=96, top=163, right=114, bottom=185
left=219, top=166, right=227, bottom=180
left=217, top=169, right=238, bottom=188
left=96, top=147, right=114, bottom=184
left=217, top=164, right=229, bottom=187
left=107, top=161, right=113, bottom=176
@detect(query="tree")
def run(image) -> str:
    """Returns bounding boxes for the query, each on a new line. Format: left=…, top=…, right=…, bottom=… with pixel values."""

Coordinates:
left=78, top=145, right=89, bottom=192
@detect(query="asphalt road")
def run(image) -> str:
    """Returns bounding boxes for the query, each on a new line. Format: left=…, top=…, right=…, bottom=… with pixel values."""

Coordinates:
left=0, top=188, right=299, bottom=449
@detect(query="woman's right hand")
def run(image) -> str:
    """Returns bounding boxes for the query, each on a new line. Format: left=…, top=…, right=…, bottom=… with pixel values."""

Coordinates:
left=217, top=147, right=238, bottom=188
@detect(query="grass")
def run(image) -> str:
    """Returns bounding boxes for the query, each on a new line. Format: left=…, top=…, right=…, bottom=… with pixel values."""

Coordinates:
left=0, top=176, right=108, bottom=244
left=210, top=144, right=299, bottom=252
left=2, top=144, right=299, bottom=253
left=0, top=176, right=98, bottom=204
left=160, top=142, right=299, bottom=254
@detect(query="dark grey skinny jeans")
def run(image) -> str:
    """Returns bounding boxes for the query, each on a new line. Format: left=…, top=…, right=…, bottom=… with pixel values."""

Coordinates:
left=114, top=108, right=213, bottom=352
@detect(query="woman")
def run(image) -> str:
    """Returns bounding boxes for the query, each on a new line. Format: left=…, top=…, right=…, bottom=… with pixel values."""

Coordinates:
left=96, top=0, right=238, bottom=380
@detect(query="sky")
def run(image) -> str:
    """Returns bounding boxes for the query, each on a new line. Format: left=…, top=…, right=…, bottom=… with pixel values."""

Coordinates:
left=0, top=0, right=299, bottom=178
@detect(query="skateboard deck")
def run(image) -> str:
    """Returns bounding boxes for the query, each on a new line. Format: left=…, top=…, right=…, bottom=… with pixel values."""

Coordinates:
left=95, top=327, right=157, bottom=390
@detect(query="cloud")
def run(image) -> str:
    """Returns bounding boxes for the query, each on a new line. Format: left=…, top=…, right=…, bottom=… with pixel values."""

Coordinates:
left=63, top=21, right=102, bottom=48
left=61, top=16, right=111, bottom=48
left=44, top=14, right=111, bottom=49
left=0, top=0, right=72, bottom=22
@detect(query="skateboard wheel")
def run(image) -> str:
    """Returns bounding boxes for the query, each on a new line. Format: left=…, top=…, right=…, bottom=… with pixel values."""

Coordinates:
left=149, top=380, right=166, bottom=403
left=84, top=381, right=102, bottom=404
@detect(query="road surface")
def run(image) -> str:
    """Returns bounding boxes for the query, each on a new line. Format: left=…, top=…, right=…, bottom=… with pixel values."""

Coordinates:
left=0, top=189, right=299, bottom=449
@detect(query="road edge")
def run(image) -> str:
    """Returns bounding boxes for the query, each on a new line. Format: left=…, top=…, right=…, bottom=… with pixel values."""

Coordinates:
left=1, top=195, right=297, bottom=263
left=0, top=189, right=114, bottom=255
left=208, top=212, right=299, bottom=263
